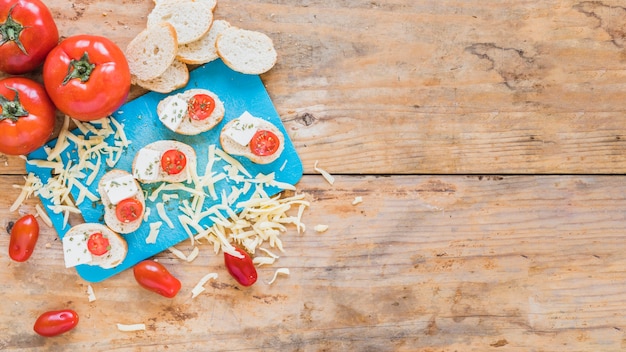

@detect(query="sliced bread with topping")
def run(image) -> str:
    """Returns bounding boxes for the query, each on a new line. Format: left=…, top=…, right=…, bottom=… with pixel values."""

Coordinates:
left=177, top=19, right=231, bottom=65
left=156, top=88, right=225, bottom=135
left=219, top=112, right=285, bottom=164
left=98, top=169, right=146, bottom=234
left=126, top=22, right=178, bottom=81
left=147, top=0, right=214, bottom=45
left=63, top=223, right=128, bottom=269
left=216, top=26, right=278, bottom=75
left=132, top=140, right=197, bottom=184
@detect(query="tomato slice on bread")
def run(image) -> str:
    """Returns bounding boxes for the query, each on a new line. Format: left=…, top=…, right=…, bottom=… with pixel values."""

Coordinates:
left=161, top=149, right=187, bottom=175
left=115, top=198, right=143, bottom=223
left=188, top=93, right=215, bottom=121
left=87, top=232, right=110, bottom=256
left=249, top=129, right=280, bottom=156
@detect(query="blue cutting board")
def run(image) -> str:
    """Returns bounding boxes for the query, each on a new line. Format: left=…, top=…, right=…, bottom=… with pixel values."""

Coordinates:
left=25, top=59, right=303, bottom=282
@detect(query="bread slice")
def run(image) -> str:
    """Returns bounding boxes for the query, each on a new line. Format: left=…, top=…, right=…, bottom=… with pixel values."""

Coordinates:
left=156, top=88, right=225, bottom=135
left=98, top=169, right=145, bottom=234
left=147, top=0, right=214, bottom=45
left=132, top=59, right=189, bottom=93
left=126, top=22, right=178, bottom=81
left=65, top=223, right=128, bottom=269
left=216, top=27, right=278, bottom=75
left=132, top=140, right=197, bottom=184
left=177, top=19, right=231, bottom=65
left=219, top=114, right=285, bottom=164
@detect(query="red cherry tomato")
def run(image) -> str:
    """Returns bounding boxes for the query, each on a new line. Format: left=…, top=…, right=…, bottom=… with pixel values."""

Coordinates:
left=87, top=232, right=109, bottom=256
left=0, top=0, right=59, bottom=74
left=43, top=34, right=131, bottom=121
left=249, top=130, right=280, bottom=157
left=133, top=260, right=182, bottom=298
left=33, top=309, right=79, bottom=337
left=0, top=77, right=56, bottom=155
left=9, top=213, right=39, bottom=262
left=161, top=149, right=187, bottom=175
left=188, top=93, right=215, bottom=120
left=115, top=198, right=143, bottom=223
left=224, top=246, right=257, bottom=286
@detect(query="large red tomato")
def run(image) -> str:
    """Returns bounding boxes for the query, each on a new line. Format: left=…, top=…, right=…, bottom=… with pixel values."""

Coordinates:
left=0, top=0, right=59, bottom=74
left=43, top=35, right=131, bottom=121
left=0, top=77, right=56, bottom=155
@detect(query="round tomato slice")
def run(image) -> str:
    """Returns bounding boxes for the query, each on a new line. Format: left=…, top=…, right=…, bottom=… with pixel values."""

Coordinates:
left=115, top=198, right=143, bottom=223
left=249, top=130, right=280, bottom=156
left=161, top=149, right=186, bottom=175
left=188, top=93, right=215, bottom=120
left=87, top=232, right=110, bottom=256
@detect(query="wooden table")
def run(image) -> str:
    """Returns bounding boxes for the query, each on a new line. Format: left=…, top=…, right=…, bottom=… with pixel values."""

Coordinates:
left=1, top=1, right=626, bottom=351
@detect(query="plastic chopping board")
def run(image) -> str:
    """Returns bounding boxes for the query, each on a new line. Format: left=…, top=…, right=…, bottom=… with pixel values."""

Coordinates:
left=25, top=59, right=303, bottom=282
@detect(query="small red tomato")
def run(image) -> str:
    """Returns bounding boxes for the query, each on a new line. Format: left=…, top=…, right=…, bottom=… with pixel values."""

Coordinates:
left=9, top=213, right=39, bottom=262
left=161, top=149, right=187, bottom=175
left=133, top=260, right=182, bottom=298
left=249, top=130, right=280, bottom=157
left=87, top=232, right=109, bottom=256
left=33, top=309, right=79, bottom=337
left=188, top=93, right=215, bottom=120
left=224, top=246, right=257, bottom=286
left=115, top=198, right=143, bottom=223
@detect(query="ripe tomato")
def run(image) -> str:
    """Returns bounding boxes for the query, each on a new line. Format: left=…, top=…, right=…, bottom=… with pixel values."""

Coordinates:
left=249, top=130, right=280, bottom=157
left=188, top=93, right=215, bottom=120
left=0, top=0, right=59, bottom=74
left=115, top=198, right=143, bottom=223
left=87, top=232, right=109, bottom=256
left=161, top=149, right=186, bottom=175
left=43, top=34, right=131, bottom=121
left=8, top=213, right=39, bottom=262
left=224, top=246, right=257, bottom=286
left=133, top=260, right=181, bottom=298
left=0, top=77, right=56, bottom=155
left=33, top=309, right=79, bottom=337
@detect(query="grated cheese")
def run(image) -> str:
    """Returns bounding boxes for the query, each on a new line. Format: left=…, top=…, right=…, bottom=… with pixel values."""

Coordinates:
left=87, top=285, right=96, bottom=302
left=156, top=202, right=175, bottom=228
left=117, top=323, right=146, bottom=332
left=191, top=273, right=218, bottom=299
left=352, top=196, right=363, bottom=205
left=314, top=224, right=329, bottom=233
left=314, top=160, right=335, bottom=185
left=146, top=222, right=163, bottom=244
left=268, top=268, right=290, bottom=284
left=35, top=204, right=53, bottom=228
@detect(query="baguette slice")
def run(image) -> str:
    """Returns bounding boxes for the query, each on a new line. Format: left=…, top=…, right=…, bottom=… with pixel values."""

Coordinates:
left=126, top=22, right=178, bottom=81
left=216, top=27, right=277, bottom=75
left=157, top=88, right=225, bottom=135
left=64, top=223, right=128, bottom=269
left=98, top=169, right=146, bottom=234
left=132, top=140, right=197, bottom=184
left=220, top=114, right=285, bottom=164
left=177, top=19, right=231, bottom=65
left=132, top=59, right=189, bottom=93
left=147, top=0, right=214, bottom=45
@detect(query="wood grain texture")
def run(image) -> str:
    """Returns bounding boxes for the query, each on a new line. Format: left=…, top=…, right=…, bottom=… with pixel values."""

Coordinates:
left=2, top=175, right=626, bottom=351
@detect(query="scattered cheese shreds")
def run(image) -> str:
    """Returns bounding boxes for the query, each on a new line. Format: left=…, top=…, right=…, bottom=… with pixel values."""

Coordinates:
left=268, top=268, right=290, bottom=284
left=352, top=196, right=363, bottom=205
left=314, top=160, right=335, bottom=185
left=87, top=285, right=96, bottom=302
left=146, top=222, right=163, bottom=244
left=168, top=246, right=187, bottom=261
left=314, top=224, right=329, bottom=233
left=117, top=323, right=146, bottom=332
left=191, top=273, right=218, bottom=299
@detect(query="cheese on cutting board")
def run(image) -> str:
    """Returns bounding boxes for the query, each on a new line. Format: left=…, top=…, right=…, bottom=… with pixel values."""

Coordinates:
left=133, top=148, right=161, bottom=181
left=62, top=234, right=92, bottom=268
left=101, top=174, right=139, bottom=205
left=222, top=111, right=259, bottom=146
left=158, top=95, right=188, bottom=131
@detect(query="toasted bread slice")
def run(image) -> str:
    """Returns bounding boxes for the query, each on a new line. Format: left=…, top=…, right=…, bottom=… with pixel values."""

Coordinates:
left=126, top=22, right=178, bottom=81
left=219, top=113, right=285, bottom=164
left=216, top=27, right=277, bottom=75
left=177, top=19, right=230, bottom=65
left=64, top=223, right=128, bottom=269
left=156, top=88, right=225, bottom=135
left=132, top=59, right=189, bottom=93
left=132, top=140, right=197, bottom=184
left=147, top=0, right=214, bottom=45
left=98, top=169, right=145, bottom=234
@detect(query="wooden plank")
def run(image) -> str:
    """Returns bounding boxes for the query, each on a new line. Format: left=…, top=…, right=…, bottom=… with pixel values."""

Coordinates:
left=2, top=174, right=626, bottom=351
left=1, top=1, right=625, bottom=174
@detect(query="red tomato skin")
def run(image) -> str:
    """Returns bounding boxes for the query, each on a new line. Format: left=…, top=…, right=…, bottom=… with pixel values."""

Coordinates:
left=9, top=214, right=39, bottom=262
left=33, top=309, right=79, bottom=337
left=0, top=0, right=59, bottom=74
left=43, top=35, right=131, bottom=121
left=133, top=260, right=182, bottom=298
left=224, top=247, right=257, bottom=286
left=0, top=77, right=56, bottom=155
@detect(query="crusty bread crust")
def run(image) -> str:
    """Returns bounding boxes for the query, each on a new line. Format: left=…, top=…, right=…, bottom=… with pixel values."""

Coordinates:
left=126, top=22, right=178, bottom=81
left=132, top=59, right=189, bottom=94
left=219, top=116, right=285, bottom=164
left=65, top=223, right=128, bottom=269
left=147, top=0, right=214, bottom=45
left=177, top=19, right=230, bottom=65
left=216, top=27, right=278, bottom=75
left=98, top=169, right=145, bottom=234
left=156, top=88, right=225, bottom=135
left=132, top=140, right=197, bottom=184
